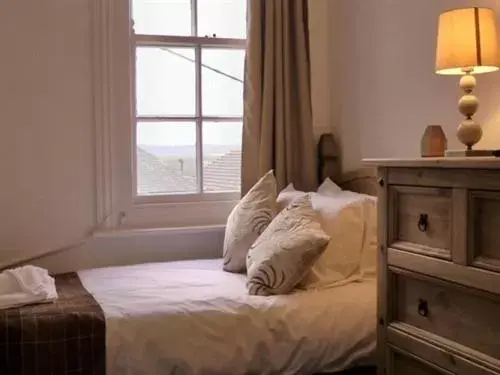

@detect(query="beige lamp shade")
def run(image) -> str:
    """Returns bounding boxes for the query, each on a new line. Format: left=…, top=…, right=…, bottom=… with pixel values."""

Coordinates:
left=436, top=7, right=500, bottom=75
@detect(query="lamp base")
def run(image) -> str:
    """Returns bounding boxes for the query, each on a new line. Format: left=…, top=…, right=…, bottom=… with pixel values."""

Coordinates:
left=445, top=149, right=496, bottom=157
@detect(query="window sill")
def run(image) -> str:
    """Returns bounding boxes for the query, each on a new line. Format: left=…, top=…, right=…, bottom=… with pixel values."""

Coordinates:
left=36, top=224, right=226, bottom=274
left=94, top=224, right=226, bottom=239
left=133, top=192, right=240, bottom=205
left=117, top=199, right=238, bottom=230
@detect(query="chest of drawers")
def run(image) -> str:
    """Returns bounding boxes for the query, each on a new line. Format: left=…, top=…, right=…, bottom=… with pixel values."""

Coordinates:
left=366, top=158, right=500, bottom=375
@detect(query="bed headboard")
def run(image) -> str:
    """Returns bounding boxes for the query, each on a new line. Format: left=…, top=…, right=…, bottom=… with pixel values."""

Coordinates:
left=317, top=133, right=378, bottom=196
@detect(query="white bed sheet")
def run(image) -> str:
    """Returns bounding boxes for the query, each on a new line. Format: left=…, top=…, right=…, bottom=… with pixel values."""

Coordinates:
left=79, top=259, right=376, bottom=375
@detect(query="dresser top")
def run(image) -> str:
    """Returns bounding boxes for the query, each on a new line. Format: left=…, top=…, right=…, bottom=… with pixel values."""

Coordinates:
left=363, top=157, right=500, bottom=169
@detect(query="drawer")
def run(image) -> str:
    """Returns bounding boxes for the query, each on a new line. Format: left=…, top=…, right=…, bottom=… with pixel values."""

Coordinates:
left=387, top=347, right=451, bottom=375
left=391, top=272, right=500, bottom=361
left=388, top=324, right=500, bottom=375
left=387, top=167, right=500, bottom=191
left=388, top=186, right=452, bottom=259
left=469, top=191, right=500, bottom=273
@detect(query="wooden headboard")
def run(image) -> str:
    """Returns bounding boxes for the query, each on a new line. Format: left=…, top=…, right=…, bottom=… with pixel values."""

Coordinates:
left=317, top=133, right=378, bottom=196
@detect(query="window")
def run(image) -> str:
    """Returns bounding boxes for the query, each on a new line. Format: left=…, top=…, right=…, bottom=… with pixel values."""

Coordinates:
left=132, top=0, right=247, bottom=200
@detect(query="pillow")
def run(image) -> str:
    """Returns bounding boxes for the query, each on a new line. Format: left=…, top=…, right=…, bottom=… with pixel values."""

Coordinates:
left=223, top=170, right=277, bottom=273
left=276, top=183, right=307, bottom=211
left=299, top=198, right=366, bottom=288
left=246, top=195, right=330, bottom=296
left=317, top=177, right=342, bottom=196
left=299, top=192, right=378, bottom=289
left=359, top=198, right=378, bottom=277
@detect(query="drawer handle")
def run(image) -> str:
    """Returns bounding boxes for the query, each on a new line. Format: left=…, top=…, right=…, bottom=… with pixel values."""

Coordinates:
left=417, top=214, right=429, bottom=232
left=418, top=299, right=429, bottom=317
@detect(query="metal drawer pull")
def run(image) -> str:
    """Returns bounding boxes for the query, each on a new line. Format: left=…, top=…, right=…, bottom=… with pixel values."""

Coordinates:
left=418, top=214, right=429, bottom=232
left=418, top=299, right=429, bottom=317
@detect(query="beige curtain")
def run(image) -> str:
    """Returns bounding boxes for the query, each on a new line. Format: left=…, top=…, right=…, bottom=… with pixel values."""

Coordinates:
left=241, top=0, right=317, bottom=195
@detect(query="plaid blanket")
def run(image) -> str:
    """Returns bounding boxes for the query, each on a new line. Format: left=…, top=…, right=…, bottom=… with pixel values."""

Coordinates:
left=0, top=272, right=105, bottom=375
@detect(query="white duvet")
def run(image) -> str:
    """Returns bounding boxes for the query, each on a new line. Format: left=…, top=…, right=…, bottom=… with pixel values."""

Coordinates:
left=79, top=259, right=376, bottom=375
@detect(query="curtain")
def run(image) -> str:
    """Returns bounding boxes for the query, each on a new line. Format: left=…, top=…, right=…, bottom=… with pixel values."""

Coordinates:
left=241, top=0, right=317, bottom=195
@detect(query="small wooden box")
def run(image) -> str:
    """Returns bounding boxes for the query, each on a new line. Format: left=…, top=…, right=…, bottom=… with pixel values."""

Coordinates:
left=420, top=125, right=447, bottom=157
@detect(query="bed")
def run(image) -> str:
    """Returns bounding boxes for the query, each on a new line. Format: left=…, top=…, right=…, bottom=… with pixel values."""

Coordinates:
left=0, top=133, right=379, bottom=375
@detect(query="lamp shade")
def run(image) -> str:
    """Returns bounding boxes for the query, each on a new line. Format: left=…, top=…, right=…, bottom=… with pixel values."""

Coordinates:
left=436, top=7, right=500, bottom=75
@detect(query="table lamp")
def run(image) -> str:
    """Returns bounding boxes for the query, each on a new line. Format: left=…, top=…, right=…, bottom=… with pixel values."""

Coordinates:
left=435, top=7, right=500, bottom=157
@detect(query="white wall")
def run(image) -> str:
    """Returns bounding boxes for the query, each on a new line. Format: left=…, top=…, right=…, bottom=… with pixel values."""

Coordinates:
left=0, top=1, right=224, bottom=273
left=326, top=0, right=500, bottom=171
left=0, top=1, right=96, bottom=270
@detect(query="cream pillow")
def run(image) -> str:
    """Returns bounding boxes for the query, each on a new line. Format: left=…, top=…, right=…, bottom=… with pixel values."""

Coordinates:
left=317, top=177, right=342, bottom=196
left=276, top=183, right=307, bottom=211
left=223, top=170, right=277, bottom=273
left=299, top=198, right=365, bottom=288
left=360, top=198, right=378, bottom=277
left=246, top=195, right=331, bottom=296
left=299, top=192, right=378, bottom=289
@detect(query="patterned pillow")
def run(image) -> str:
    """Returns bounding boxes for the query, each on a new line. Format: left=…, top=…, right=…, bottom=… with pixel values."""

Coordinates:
left=223, top=170, right=277, bottom=273
left=246, top=195, right=331, bottom=296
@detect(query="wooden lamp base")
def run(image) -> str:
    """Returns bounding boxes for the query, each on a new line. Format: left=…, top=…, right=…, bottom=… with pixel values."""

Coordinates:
left=447, top=72, right=494, bottom=158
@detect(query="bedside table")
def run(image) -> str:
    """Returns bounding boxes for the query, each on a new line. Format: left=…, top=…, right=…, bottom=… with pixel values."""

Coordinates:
left=364, top=158, right=500, bottom=375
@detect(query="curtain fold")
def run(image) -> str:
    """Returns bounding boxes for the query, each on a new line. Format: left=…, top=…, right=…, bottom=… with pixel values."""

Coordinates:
left=242, top=0, right=317, bottom=195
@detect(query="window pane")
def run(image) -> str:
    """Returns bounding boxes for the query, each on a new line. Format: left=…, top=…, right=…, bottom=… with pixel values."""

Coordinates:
left=203, top=121, right=242, bottom=193
left=202, top=49, right=244, bottom=117
left=137, top=122, right=198, bottom=195
left=132, top=0, right=192, bottom=36
left=136, top=47, right=196, bottom=117
left=198, top=0, right=247, bottom=39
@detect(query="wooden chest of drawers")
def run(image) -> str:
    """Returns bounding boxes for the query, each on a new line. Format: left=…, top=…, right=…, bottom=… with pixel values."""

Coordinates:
left=366, top=158, right=500, bottom=375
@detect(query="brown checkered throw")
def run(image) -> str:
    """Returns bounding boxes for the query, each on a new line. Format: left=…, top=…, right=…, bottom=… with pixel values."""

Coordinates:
left=0, top=272, right=105, bottom=375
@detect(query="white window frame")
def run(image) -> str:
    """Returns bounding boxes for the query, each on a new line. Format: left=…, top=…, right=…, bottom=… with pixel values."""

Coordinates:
left=92, top=0, right=245, bottom=230
left=132, top=2, right=246, bottom=205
